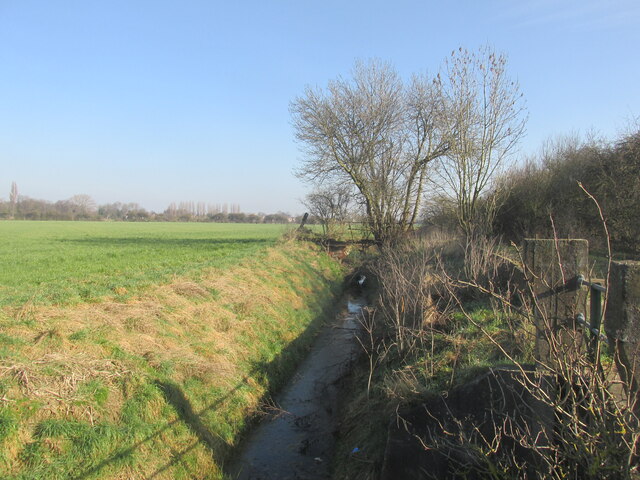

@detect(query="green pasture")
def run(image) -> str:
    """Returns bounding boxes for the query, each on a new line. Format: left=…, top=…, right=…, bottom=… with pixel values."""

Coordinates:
left=0, top=221, right=290, bottom=306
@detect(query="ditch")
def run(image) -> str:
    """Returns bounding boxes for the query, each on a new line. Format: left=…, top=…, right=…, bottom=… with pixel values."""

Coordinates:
left=226, top=290, right=367, bottom=480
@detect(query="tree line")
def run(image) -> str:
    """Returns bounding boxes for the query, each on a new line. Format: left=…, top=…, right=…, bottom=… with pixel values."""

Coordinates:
left=0, top=187, right=302, bottom=224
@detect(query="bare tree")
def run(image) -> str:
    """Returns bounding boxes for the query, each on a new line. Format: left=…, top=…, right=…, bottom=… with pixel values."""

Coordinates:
left=68, top=194, right=97, bottom=219
left=432, top=47, right=527, bottom=237
left=291, top=60, right=451, bottom=245
left=303, top=184, right=353, bottom=237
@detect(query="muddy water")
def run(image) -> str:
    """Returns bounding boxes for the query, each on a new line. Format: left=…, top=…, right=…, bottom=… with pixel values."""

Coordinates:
left=227, top=294, right=366, bottom=480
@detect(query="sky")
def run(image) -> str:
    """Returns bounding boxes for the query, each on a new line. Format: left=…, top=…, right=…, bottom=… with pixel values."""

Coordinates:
left=1, top=0, right=639, bottom=215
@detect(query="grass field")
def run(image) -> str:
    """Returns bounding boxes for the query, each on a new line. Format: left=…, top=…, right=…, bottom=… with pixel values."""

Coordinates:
left=0, top=221, right=290, bottom=306
left=0, top=221, right=345, bottom=479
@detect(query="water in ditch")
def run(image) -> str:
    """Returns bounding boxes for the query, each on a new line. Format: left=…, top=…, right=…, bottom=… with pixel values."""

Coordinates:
left=226, top=293, right=367, bottom=480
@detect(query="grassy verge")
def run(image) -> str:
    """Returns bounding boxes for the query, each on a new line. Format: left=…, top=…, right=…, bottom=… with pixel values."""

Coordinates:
left=0, top=238, right=344, bottom=479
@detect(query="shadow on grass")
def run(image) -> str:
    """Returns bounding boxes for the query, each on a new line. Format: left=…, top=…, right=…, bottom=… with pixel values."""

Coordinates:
left=70, top=381, right=246, bottom=480
left=70, top=280, right=345, bottom=480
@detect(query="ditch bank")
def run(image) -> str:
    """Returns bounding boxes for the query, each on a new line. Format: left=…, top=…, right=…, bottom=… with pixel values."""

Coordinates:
left=227, top=285, right=369, bottom=480
left=0, top=241, right=348, bottom=479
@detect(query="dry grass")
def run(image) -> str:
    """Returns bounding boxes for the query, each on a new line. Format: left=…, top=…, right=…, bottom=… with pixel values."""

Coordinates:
left=0, top=240, right=344, bottom=479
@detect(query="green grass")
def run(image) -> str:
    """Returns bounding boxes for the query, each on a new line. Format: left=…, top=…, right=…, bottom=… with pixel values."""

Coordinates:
left=0, top=229, right=346, bottom=479
left=0, top=221, right=290, bottom=306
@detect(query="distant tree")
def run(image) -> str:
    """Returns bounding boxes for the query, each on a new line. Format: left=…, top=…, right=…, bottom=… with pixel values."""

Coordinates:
left=210, top=212, right=228, bottom=223
left=264, top=213, right=290, bottom=224
left=53, top=200, right=72, bottom=220
left=303, top=184, right=353, bottom=237
left=128, top=205, right=150, bottom=221
left=245, top=213, right=262, bottom=224
left=196, top=202, right=206, bottom=218
left=68, top=194, right=97, bottom=220
left=164, top=202, right=178, bottom=220
left=207, top=204, right=217, bottom=215
left=99, top=202, right=121, bottom=220
left=17, top=196, right=52, bottom=220
left=9, top=181, right=18, bottom=218
left=228, top=212, right=247, bottom=223
left=102, top=202, right=149, bottom=221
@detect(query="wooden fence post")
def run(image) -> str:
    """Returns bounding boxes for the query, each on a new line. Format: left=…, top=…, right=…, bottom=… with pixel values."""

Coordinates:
left=523, top=239, right=589, bottom=368
left=605, top=260, right=640, bottom=411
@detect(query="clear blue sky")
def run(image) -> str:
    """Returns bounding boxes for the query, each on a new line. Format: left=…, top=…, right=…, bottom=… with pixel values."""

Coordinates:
left=1, top=0, right=638, bottom=214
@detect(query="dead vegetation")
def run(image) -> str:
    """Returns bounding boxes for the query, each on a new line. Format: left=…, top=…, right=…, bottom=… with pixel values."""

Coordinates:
left=336, top=228, right=640, bottom=480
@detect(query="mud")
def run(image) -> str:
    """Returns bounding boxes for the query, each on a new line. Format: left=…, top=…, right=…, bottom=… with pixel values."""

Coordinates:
left=227, top=294, right=366, bottom=480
